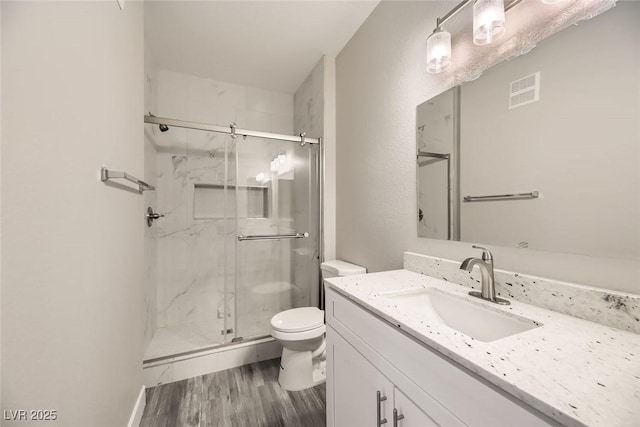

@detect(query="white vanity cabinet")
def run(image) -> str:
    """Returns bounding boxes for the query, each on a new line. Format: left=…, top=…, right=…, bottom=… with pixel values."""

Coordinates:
left=329, top=326, right=439, bottom=426
left=325, top=287, right=558, bottom=427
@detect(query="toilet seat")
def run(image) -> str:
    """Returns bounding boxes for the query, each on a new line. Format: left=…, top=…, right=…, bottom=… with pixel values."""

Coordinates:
left=270, top=324, right=325, bottom=341
left=271, top=307, right=324, bottom=333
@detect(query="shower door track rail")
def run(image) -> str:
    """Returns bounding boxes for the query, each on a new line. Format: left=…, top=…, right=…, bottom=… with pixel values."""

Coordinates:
left=145, top=115, right=320, bottom=145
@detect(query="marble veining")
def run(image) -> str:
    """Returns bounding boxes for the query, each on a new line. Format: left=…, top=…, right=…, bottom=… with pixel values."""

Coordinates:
left=325, top=270, right=640, bottom=427
left=292, top=58, right=323, bottom=309
left=404, top=252, right=640, bottom=335
left=293, top=58, right=323, bottom=139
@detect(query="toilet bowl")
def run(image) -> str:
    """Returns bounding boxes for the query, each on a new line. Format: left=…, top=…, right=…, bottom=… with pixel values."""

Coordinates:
left=270, top=307, right=326, bottom=391
left=270, top=260, right=366, bottom=391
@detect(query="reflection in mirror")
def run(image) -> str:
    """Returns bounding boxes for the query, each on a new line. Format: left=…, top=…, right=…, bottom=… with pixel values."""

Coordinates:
left=417, top=3, right=639, bottom=261
left=417, top=88, right=459, bottom=240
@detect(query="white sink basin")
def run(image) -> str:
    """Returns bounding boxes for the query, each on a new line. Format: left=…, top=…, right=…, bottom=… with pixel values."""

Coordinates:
left=384, top=288, right=541, bottom=342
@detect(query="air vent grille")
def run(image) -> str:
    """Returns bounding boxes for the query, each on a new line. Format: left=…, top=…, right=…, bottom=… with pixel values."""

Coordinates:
left=509, top=72, right=540, bottom=109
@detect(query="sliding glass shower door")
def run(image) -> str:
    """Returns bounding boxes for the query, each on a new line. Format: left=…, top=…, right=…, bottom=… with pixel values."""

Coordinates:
left=144, top=116, right=320, bottom=360
left=145, top=125, right=231, bottom=360
left=229, top=135, right=320, bottom=342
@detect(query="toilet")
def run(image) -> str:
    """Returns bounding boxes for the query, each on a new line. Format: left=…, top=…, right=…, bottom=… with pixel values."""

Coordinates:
left=270, top=260, right=367, bottom=391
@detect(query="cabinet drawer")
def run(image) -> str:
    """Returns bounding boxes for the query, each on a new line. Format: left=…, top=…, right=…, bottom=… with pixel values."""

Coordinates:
left=326, top=287, right=556, bottom=427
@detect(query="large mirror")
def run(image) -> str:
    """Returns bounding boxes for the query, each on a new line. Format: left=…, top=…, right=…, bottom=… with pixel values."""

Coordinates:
left=417, top=2, right=639, bottom=261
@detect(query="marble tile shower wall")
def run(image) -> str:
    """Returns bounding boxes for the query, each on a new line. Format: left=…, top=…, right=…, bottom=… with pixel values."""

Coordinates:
left=147, top=69, right=296, bottom=348
left=294, top=58, right=323, bottom=138
left=155, top=149, right=227, bottom=330
left=293, top=58, right=324, bottom=309
left=156, top=70, right=294, bottom=135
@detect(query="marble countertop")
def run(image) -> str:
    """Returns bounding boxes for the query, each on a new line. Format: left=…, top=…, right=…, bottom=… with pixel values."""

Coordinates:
left=325, top=269, right=640, bottom=427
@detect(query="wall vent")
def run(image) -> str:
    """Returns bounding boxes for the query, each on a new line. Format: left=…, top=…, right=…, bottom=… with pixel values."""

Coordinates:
left=509, top=72, right=540, bottom=109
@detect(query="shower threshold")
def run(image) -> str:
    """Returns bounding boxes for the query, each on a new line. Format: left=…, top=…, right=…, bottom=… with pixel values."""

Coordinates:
left=144, top=324, right=271, bottom=365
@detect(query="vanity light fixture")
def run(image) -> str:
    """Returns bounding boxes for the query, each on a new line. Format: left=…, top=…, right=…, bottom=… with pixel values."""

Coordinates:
left=427, top=27, right=452, bottom=73
left=427, top=0, right=556, bottom=74
left=473, top=0, right=506, bottom=45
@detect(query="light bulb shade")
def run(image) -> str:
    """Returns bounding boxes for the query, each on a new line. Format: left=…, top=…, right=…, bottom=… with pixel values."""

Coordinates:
left=541, top=0, right=564, bottom=3
left=426, top=29, right=451, bottom=74
left=473, top=0, right=506, bottom=45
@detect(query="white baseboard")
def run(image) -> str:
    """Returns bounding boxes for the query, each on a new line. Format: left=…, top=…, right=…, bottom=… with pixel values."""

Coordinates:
left=143, top=337, right=282, bottom=387
left=127, top=385, right=146, bottom=427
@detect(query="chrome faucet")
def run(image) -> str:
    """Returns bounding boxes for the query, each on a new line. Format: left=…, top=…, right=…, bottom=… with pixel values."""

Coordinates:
left=460, top=246, right=509, bottom=305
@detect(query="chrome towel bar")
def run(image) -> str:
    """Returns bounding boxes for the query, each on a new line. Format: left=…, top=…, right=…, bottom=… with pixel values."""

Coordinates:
left=463, top=191, right=539, bottom=202
left=237, top=232, right=309, bottom=241
left=417, top=151, right=450, bottom=159
left=101, top=167, right=155, bottom=193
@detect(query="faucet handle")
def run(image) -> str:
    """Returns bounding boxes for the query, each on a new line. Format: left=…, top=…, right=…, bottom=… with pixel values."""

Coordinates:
left=472, top=245, right=493, bottom=261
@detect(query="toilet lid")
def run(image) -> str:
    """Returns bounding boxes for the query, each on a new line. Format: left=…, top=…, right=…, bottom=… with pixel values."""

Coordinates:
left=271, top=307, right=324, bottom=333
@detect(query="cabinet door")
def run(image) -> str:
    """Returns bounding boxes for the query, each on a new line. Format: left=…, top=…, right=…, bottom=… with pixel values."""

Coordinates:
left=394, top=387, right=440, bottom=427
left=327, top=325, right=394, bottom=427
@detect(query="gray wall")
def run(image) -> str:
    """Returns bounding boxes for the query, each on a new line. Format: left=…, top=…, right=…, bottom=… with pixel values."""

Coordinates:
left=336, top=1, right=639, bottom=294
left=459, top=5, right=639, bottom=260
left=2, top=2, right=144, bottom=425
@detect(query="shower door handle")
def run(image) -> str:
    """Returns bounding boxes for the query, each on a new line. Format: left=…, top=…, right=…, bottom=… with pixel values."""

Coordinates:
left=237, top=232, right=309, bottom=241
left=146, top=207, right=165, bottom=227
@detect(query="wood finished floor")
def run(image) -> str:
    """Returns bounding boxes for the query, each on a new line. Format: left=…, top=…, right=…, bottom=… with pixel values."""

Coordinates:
left=140, top=358, right=326, bottom=427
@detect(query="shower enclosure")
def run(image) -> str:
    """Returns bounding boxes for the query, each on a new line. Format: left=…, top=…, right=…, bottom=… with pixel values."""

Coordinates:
left=143, top=116, right=320, bottom=362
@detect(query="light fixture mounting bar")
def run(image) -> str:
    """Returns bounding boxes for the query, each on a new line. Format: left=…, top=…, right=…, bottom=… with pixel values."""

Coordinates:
left=435, top=0, right=523, bottom=28
left=436, top=0, right=472, bottom=28
left=505, top=0, right=524, bottom=12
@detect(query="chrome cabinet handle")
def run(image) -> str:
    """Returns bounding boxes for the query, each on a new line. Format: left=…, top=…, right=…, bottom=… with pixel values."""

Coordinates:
left=377, top=391, right=388, bottom=426
left=393, top=408, right=405, bottom=427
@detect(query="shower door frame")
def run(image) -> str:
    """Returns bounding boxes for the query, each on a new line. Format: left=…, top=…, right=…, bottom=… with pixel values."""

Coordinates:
left=145, top=115, right=321, bottom=144
left=143, top=114, right=323, bottom=364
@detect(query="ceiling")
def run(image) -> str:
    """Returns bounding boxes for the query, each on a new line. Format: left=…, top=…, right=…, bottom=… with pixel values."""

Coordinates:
left=145, top=1, right=380, bottom=94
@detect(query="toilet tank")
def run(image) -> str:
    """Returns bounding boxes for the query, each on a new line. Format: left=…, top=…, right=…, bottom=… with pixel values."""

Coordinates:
left=320, top=260, right=366, bottom=280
